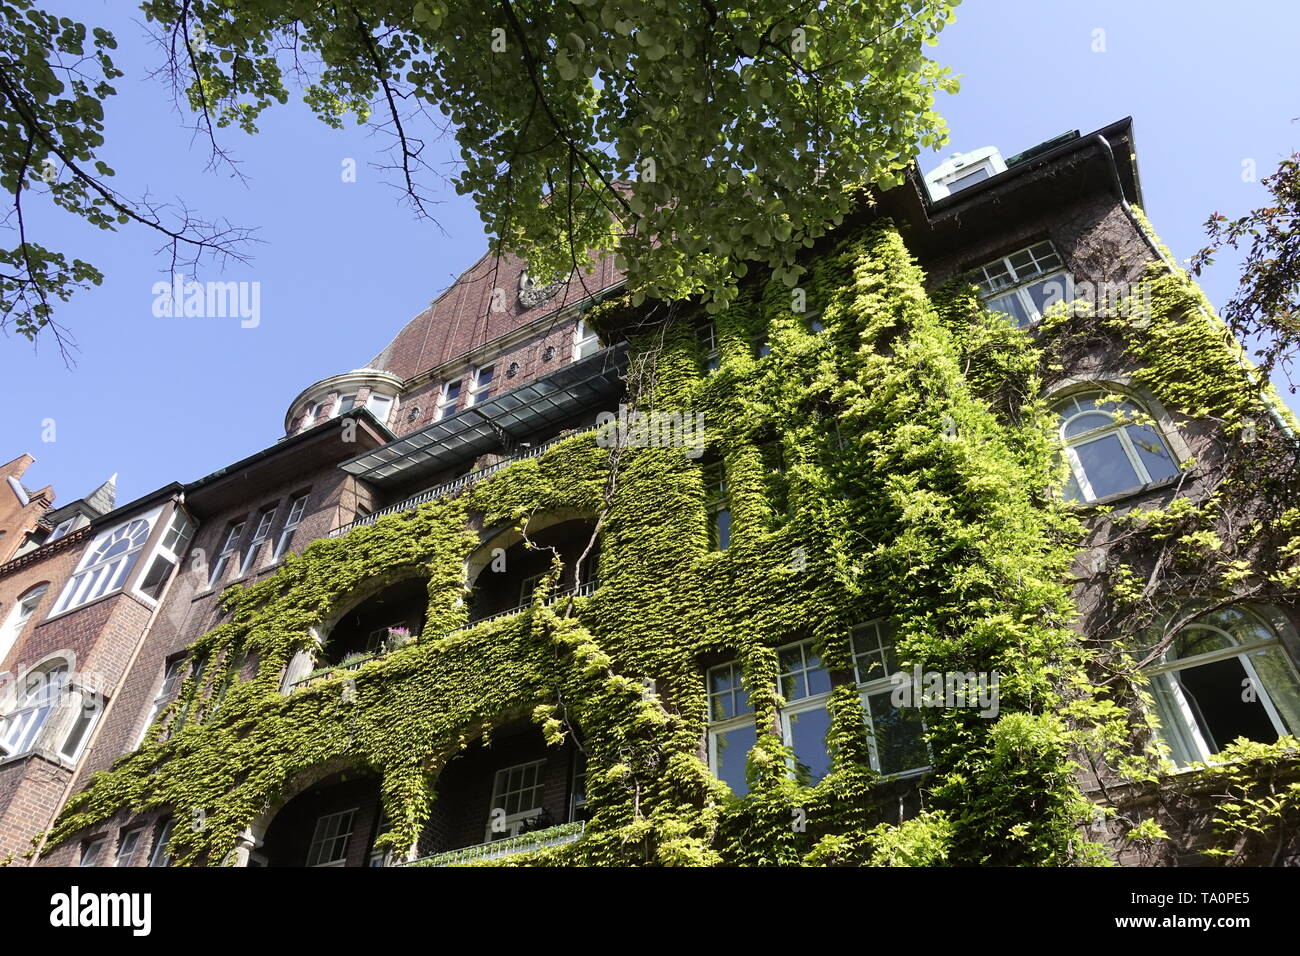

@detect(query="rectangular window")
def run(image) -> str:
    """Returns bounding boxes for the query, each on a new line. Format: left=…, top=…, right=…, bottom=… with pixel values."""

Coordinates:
left=301, top=400, right=328, bottom=428
left=136, top=510, right=193, bottom=602
left=776, top=639, right=834, bottom=785
left=970, top=240, right=1068, bottom=328
left=486, top=760, right=547, bottom=839
left=574, top=318, right=601, bottom=360
left=59, top=689, right=99, bottom=760
left=239, top=506, right=278, bottom=575
left=434, top=379, right=462, bottom=423
left=703, top=459, right=730, bottom=550
left=806, top=309, right=825, bottom=334
left=697, top=321, right=720, bottom=373
left=115, top=828, right=144, bottom=867
left=364, top=392, right=394, bottom=425
left=48, top=517, right=75, bottom=540
left=336, top=393, right=358, bottom=416
left=208, top=520, right=245, bottom=587
left=80, top=838, right=106, bottom=867
left=135, top=657, right=188, bottom=749
left=306, top=809, right=357, bottom=867
left=149, top=819, right=174, bottom=867
left=850, top=622, right=929, bottom=775
left=518, top=572, right=545, bottom=608
left=0, top=584, right=47, bottom=664
left=272, top=493, right=309, bottom=561
left=706, top=660, right=755, bottom=796
left=467, top=366, right=495, bottom=407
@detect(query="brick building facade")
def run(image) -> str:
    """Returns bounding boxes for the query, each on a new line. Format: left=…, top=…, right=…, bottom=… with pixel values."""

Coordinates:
left=5, top=116, right=1298, bottom=867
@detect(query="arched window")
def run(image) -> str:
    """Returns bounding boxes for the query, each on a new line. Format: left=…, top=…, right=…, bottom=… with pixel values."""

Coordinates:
left=0, top=582, right=48, bottom=664
left=53, top=516, right=154, bottom=614
left=0, top=659, right=69, bottom=756
left=1054, top=391, right=1178, bottom=502
left=1146, top=606, right=1300, bottom=765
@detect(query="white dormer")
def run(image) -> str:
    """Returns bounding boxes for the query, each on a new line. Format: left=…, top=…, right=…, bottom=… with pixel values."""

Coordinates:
left=924, top=147, right=1007, bottom=200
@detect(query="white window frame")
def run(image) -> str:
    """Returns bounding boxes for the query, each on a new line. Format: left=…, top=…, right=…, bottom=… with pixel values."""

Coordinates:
left=434, top=379, right=462, bottom=422
left=301, top=400, right=329, bottom=428
left=79, top=837, right=106, bottom=867
left=134, top=657, right=188, bottom=749
left=705, top=662, right=754, bottom=796
left=697, top=321, right=720, bottom=373
left=0, top=583, right=47, bottom=665
left=574, top=318, right=601, bottom=360
left=115, top=828, right=144, bottom=867
left=467, top=366, right=495, bottom=407
left=364, top=392, right=394, bottom=424
left=51, top=508, right=162, bottom=616
left=1055, top=392, right=1178, bottom=503
left=47, top=517, right=75, bottom=541
left=485, top=759, right=548, bottom=841
left=207, top=520, right=245, bottom=588
left=239, top=506, right=278, bottom=576
left=134, top=510, right=193, bottom=603
left=149, top=819, right=175, bottom=867
left=972, top=240, right=1069, bottom=328
left=307, top=808, right=357, bottom=866
left=850, top=622, right=930, bottom=777
left=1146, top=610, right=1300, bottom=765
left=272, top=493, right=309, bottom=562
left=335, top=393, right=358, bottom=417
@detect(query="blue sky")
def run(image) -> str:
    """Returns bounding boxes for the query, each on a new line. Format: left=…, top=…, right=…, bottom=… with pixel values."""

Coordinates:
left=4, top=0, right=1297, bottom=507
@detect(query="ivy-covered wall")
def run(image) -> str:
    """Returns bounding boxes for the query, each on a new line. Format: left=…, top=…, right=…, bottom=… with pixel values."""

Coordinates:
left=38, top=216, right=1299, bottom=867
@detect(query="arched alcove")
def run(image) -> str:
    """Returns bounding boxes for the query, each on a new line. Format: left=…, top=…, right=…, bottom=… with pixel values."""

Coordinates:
left=465, top=513, right=600, bottom=623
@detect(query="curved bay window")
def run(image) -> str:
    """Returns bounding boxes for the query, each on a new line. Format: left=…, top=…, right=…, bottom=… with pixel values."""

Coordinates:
left=1146, top=606, right=1300, bottom=765
left=1054, top=391, right=1178, bottom=502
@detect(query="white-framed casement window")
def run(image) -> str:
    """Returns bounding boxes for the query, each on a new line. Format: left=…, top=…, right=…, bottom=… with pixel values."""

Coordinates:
left=364, top=392, right=394, bottom=425
left=518, top=572, right=546, bottom=608
left=467, top=365, right=495, bottom=407
left=971, top=240, right=1069, bottom=328
left=272, top=493, right=309, bottom=562
left=434, top=379, right=462, bottom=422
left=301, top=400, right=330, bottom=428
left=207, top=520, right=246, bottom=588
left=485, top=759, right=547, bottom=841
left=306, top=808, right=357, bottom=867
left=0, top=582, right=48, bottom=664
left=134, top=656, right=188, bottom=749
left=697, top=320, right=720, bottom=374
left=776, top=639, right=835, bottom=785
left=239, top=506, right=278, bottom=575
left=702, top=459, right=730, bottom=550
left=850, top=622, right=930, bottom=776
left=335, top=393, right=358, bottom=416
left=79, top=837, right=106, bottom=867
left=57, top=680, right=101, bottom=762
left=1146, top=606, right=1300, bottom=766
left=1054, top=391, right=1178, bottom=502
left=574, top=318, right=601, bottom=360
left=52, top=511, right=160, bottom=615
left=115, top=828, right=144, bottom=867
left=47, top=517, right=75, bottom=541
left=136, top=510, right=193, bottom=602
left=706, top=660, right=756, bottom=796
left=149, top=819, right=175, bottom=867
left=0, top=660, right=69, bottom=757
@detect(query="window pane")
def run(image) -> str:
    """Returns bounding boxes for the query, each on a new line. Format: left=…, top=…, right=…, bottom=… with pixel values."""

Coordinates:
left=1125, top=424, right=1177, bottom=482
left=987, top=291, right=1031, bottom=328
left=1062, top=410, right=1114, bottom=439
left=786, top=704, right=832, bottom=784
left=868, top=692, right=929, bottom=775
left=1073, top=433, right=1142, bottom=499
left=710, top=507, right=731, bottom=550
left=1172, top=656, right=1278, bottom=753
left=1248, top=646, right=1300, bottom=735
left=713, top=723, right=756, bottom=796
left=1023, top=274, right=1069, bottom=316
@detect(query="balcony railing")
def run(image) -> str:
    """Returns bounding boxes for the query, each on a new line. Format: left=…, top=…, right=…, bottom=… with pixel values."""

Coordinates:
left=456, top=580, right=597, bottom=631
left=405, top=821, right=586, bottom=867
left=289, top=652, right=378, bottom=691
left=328, top=425, right=600, bottom=538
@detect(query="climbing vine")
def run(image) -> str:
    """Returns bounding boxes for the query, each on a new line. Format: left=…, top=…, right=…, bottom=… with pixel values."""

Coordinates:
left=42, top=214, right=1299, bottom=866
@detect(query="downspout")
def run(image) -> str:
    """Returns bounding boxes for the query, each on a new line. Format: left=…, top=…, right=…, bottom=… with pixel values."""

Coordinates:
left=30, top=493, right=195, bottom=865
left=1095, top=134, right=1295, bottom=438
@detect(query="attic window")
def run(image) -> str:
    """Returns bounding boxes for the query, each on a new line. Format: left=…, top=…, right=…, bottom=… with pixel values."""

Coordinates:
left=970, top=240, right=1068, bottom=328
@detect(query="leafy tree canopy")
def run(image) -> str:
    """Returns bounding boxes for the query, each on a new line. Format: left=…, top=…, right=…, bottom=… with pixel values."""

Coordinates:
left=1, top=0, right=960, bottom=354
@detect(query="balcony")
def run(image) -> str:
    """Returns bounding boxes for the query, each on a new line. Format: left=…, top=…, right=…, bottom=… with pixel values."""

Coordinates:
left=329, top=425, right=599, bottom=538
left=453, top=580, right=596, bottom=632
left=406, top=821, right=586, bottom=867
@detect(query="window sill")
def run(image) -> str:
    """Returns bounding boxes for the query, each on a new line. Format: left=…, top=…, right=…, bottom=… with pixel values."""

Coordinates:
left=1066, top=473, right=1183, bottom=511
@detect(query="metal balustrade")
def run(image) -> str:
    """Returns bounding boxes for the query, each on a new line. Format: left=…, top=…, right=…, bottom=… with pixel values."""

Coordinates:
left=405, top=821, right=586, bottom=867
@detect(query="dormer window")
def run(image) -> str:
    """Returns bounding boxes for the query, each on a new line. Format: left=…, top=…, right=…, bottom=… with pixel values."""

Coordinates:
left=47, top=517, right=75, bottom=541
left=574, top=318, right=601, bottom=360
left=435, top=380, right=462, bottom=422
left=467, top=366, right=494, bottom=407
